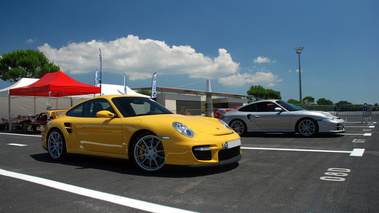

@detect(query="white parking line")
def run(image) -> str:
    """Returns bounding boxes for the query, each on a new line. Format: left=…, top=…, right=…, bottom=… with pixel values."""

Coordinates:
left=0, top=132, right=41, bottom=137
left=345, top=126, right=375, bottom=128
left=350, top=148, right=365, bottom=157
left=343, top=133, right=372, bottom=136
left=241, top=147, right=365, bottom=157
left=7, top=143, right=28, bottom=147
left=0, top=168, right=197, bottom=213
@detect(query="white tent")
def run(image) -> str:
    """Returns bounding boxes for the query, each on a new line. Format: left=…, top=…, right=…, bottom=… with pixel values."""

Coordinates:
left=0, top=78, right=39, bottom=95
left=100, top=83, right=149, bottom=97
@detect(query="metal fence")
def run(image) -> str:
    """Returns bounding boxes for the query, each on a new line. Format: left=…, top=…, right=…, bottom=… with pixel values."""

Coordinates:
left=303, top=104, right=374, bottom=123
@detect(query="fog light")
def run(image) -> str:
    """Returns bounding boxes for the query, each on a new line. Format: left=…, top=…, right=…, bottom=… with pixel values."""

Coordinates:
left=194, top=146, right=211, bottom=151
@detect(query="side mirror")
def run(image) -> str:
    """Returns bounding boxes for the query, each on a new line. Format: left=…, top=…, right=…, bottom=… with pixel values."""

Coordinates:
left=247, top=114, right=254, bottom=121
left=275, top=107, right=284, bottom=112
left=96, top=110, right=115, bottom=118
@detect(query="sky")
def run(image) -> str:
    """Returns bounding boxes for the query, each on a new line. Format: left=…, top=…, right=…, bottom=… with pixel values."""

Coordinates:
left=1, top=0, right=378, bottom=104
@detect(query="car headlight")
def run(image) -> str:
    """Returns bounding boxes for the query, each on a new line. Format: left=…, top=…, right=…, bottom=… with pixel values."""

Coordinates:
left=219, top=119, right=232, bottom=130
left=321, top=112, right=335, bottom=120
left=173, top=122, right=194, bottom=138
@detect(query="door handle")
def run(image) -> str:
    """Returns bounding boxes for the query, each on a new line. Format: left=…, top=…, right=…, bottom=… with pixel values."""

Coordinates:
left=76, top=124, right=83, bottom=129
left=255, top=115, right=260, bottom=118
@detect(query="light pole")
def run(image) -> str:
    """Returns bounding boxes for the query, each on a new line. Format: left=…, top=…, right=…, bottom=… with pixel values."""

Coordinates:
left=294, top=47, right=304, bottom=104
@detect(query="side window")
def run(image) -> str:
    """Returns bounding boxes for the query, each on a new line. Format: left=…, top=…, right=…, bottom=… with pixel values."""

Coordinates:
left=239, top=104, right=257, bottom=112
left=256, top=102, right=277, bottom=112
left=66, top=103, right=84, bottom=117
left=83, top=99, right=116, bottom=118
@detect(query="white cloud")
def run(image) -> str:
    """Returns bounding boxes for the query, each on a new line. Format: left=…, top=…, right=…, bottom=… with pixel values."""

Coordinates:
left=218, top=72, right=282, bottom=87
left=26, top=38, right=35, bottom=43
left=38, top=35, right=239, bottom=80
left=253, top=56, right=271, bottom=64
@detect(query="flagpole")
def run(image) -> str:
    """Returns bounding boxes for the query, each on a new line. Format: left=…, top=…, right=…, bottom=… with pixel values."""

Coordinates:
left=123, top=73, right=127, bottom=95
left=99, top=48, right=102, bottom=96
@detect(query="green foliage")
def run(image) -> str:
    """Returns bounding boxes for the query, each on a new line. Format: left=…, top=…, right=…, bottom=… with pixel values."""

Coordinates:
left=335, top=100, right=352, bottom=106
left=302, top=96, right=315, bottom=105
left=247, top=85, right=281, bottom=101
left=137, top=90, right=151, bottom=96
left=316, top=98, right=333, bottom=105
left=0, top=49, right=60, bottom=83
left=287, top=99, right=300, bottom=105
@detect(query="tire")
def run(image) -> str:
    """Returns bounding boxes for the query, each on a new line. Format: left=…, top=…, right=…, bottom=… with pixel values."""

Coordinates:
left=230, top=119, right=247, bottom=136
left=47, top=129, right=67, bottom=160
left=131, top=133, right=165, bottom=172
left=297, top=118, right=318, bottom=137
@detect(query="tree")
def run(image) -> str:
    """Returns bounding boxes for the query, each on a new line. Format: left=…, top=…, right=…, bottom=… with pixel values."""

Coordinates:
left=335, top=100, right=352, bottom=106
left=0, top=49, right=60, bottom=83
left=265, top=89, right=282, bottom=100
left=287, top=99, right=300, bottom=105
left=302, top=96, right=315, bottom=105
left=247, top=85, right=281, bottom=101
left=247, top=85, right=266, bottom=101
left=317, top=98, right=333, bottom=105
left=137, top=90, right=151, bottom=96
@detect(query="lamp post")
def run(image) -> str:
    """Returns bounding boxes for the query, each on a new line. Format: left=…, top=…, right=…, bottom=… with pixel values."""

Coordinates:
left=294, top=47, right=304, bottom=104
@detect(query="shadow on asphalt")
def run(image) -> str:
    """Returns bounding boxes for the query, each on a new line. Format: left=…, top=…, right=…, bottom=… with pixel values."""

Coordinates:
left=30, top=152, right=240, bottom=178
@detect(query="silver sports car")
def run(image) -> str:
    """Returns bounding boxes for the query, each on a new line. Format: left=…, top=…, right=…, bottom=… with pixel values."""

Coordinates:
left=220, top=100, right=345, bottom=137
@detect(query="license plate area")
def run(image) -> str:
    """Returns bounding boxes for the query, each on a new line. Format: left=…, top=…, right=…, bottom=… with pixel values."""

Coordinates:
left=226, top=139, right=241, bottom=149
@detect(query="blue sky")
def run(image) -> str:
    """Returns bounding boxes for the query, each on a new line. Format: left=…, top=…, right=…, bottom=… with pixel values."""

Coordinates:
left=1, top=0, right=378, bottom=104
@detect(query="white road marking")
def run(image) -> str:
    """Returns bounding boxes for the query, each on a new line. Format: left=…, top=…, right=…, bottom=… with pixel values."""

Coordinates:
left=350, top=148, right=365, bottom=157
left=343, top=133, right=372, bottom=136
left=345, top=126, right=375, bottom=128
left=0, top=132, right=41, bottom=137
left=7, top=143, right=28, bottom=147
left=352, top=139, right=366, bottom=143
left=0, top=168, right=197, bottom=213
left=241, top=147, right=365, bottom=157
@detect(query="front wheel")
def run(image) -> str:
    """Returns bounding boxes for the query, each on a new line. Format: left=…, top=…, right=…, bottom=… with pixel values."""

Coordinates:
left=229, top=120, right=247, bottom=136
left=47, top=129, right=67, bottom=160
left=297, top=118, right=318, bottom=137
left=131, top=133, right=165, bottom=172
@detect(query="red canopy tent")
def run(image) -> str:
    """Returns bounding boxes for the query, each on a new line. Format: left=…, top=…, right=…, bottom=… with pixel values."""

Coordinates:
left=6, top=71, right=100, bottom=131
left=10, top=71, right=100, bottom=96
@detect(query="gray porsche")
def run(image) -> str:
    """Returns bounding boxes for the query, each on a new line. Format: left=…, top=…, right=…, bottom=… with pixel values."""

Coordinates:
left=220, top=100, right=345, bottom=137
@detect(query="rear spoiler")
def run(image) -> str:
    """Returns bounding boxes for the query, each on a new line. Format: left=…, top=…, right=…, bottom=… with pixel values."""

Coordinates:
left=47, top=110, right=67, bottom=119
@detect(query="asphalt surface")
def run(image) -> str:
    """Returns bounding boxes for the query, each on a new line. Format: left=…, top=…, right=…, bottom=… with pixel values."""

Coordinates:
left=0, top=113, right=378, bottom=213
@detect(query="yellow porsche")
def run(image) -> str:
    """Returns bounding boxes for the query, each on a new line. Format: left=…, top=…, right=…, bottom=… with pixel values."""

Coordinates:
left=41, top=95, right=241, bottom=172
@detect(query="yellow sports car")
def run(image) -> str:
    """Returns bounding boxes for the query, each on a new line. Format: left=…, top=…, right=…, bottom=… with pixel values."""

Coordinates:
left=41, top=95, right=241, bottom=172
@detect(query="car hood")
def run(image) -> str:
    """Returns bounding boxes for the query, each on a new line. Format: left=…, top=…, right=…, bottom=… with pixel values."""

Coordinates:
left=136, top=114, right=234, bottom=135
left=295, top=110, right=340, bottom=119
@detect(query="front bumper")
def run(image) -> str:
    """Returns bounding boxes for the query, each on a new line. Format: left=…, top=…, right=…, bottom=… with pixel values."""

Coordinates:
left=318, top=118, right=346, bottom=133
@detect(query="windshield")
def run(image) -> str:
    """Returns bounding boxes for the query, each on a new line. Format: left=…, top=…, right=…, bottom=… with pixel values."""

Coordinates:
left=112, top=97, right=173, bottom=117
left=276, top=100, right=304, bottom=111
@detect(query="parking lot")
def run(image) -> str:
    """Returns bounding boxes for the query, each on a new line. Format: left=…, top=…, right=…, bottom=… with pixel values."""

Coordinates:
left=0, top=113, right=378, bottom=213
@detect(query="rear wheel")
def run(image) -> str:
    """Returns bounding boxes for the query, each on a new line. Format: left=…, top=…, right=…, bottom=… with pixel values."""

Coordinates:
left=131, top=133, right=165, bottom=172
left=47, top=129, right=67, bottom=160
left=297, top=118, right=318, bottom=137
left=230, top=120, right=247, bottom=136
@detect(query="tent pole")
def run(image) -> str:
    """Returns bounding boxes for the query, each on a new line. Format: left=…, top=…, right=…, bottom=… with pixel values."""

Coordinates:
left=8, top=92, right=11, bottom=131
left=34, top=96, right=36, bottom=114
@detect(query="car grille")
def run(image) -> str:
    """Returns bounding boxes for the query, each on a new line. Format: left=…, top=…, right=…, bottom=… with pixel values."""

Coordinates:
left=337, top=123, right=344, bottom=130
left=192, top=146, right=241, bottom=161
left=218, top=146, right=241, bottom=161
left=192, top=147, right=212, bottom=160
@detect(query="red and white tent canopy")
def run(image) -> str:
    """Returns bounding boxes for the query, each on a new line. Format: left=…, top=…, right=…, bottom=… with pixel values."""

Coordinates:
left=10, top=71, right=100, bottom=97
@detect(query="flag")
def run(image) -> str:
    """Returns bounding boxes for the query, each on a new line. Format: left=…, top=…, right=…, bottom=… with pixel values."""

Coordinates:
left=151, top=72, right=157, bottom=99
